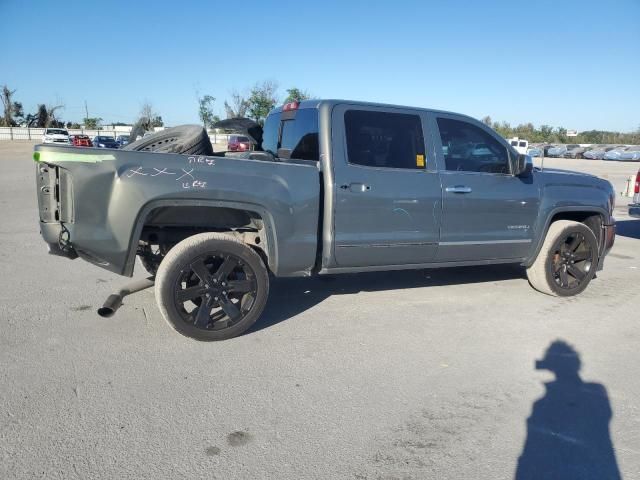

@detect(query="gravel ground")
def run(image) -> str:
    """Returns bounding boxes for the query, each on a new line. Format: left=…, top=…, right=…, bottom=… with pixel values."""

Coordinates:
left=1, top=141, right=639, bottom=479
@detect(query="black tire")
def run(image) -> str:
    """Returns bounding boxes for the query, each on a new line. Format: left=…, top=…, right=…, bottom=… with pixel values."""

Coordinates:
left=155, top=232, right=269, bottom=341
left=526, top=220, right=599, bottom=297
left=123, top=125, right=214, bottom=155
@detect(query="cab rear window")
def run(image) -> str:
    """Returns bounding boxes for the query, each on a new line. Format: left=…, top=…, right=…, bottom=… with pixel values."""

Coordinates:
left=262, top=109, right=319, bottom=161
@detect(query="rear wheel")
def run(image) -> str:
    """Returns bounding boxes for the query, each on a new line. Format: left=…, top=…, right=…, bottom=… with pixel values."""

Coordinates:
left=155, top=233, right=269, bottom=340
left=527, top=220, right=599, bottom=296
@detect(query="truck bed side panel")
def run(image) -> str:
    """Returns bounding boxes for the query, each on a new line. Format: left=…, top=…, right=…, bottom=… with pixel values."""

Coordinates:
left=34, top=146, right=320, bottom=277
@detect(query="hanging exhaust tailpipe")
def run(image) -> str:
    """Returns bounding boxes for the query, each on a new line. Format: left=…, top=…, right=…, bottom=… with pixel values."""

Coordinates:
left=97, top=277, right=155, bottom=317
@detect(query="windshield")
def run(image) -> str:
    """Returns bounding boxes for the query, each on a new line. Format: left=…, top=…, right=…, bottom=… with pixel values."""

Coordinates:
left=96, top=137, right=113, bottom=141
left=46, top=129, right=68, bottom=135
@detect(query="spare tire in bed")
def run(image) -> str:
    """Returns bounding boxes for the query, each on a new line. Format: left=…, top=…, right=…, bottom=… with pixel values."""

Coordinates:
left=123, top=125, right=214, bottom=155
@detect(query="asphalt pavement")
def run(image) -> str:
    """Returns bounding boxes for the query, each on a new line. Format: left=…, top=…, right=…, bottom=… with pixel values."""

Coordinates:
left=1, top=141, right=639, bottom=479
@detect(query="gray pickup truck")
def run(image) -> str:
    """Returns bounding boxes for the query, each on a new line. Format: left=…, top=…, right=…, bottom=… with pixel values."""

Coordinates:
left=35, top=100, right=616, bottom=340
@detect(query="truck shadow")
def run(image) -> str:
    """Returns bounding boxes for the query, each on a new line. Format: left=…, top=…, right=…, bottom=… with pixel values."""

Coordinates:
left=615, top=219, right=640, bottom=240
left=249, top=264, right=526, bottom=334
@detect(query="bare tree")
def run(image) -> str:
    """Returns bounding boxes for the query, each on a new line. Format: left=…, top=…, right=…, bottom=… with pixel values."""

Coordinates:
left=1, top=85, right=16, bottom=126
left=224, top=90, right=250, bottom=119
left=46, top=104, right=64, bottom=127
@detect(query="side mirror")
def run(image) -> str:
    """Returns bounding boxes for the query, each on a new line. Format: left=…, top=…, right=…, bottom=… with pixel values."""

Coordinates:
left=515, top=154, right=534, bottom=177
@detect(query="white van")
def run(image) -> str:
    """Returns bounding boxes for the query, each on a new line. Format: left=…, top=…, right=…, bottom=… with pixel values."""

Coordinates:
left=508, top=137, right=529, bottom=155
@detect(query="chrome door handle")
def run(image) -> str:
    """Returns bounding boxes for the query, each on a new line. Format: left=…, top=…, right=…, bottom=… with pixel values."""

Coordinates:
left=341, top=183, right=371, bottom=192
left=445, top=185, right=472, bottom=194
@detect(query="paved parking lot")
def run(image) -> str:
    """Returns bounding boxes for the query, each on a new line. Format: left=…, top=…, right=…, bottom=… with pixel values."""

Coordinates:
left=1, top=141, right=639, bottom=479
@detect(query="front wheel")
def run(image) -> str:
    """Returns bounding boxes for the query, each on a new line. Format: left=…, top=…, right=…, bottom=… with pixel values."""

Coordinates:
left=155, top=232, right=269, bottom=340
left=526, top=220, right=599, bottom=296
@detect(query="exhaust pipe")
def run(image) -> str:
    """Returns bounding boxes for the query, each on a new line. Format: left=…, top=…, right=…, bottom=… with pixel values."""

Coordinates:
left=97, top=277, right=155, bottom=318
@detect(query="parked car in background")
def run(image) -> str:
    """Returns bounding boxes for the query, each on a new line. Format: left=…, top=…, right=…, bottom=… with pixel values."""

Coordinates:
left=547, top=145, right=569, bottom=157
left=563, top=146, right=589, bottom=159
left=604, top=147, right=629, bottom=161
left=526, top=146, right=542, bottom=157
left=72, top=135, right=92, bottom=147
left=542, top=144, right=557, bottom=157
left=92, top=136, right=119, bottom=149
left=618, top=146, right=640, bottom=161
left=508, top=138, right=529, bottom=154
left=583, top=146, right=617, bottom=160
left=227, top=134, right=252, bottom=152
left=629, top=169, right=640, bottom=218
left=42, top=128, right=70, bottom=144
left=116, top=135, right=130, bottom=147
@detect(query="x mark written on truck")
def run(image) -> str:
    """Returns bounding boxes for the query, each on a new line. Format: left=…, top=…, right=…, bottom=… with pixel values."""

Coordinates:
left=34, top=99, right=616, bottom=340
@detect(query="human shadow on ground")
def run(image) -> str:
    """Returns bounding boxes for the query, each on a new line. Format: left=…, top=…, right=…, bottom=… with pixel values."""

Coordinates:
left=615, top=219, right=640, bottom=240
left=249, top=263, right=525, bottom=334
left=515, top=340, right=621, bottom=480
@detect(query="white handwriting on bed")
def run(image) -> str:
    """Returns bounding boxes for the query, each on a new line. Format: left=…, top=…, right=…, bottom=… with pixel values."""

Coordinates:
left=188, top=156, right=215, bottom=166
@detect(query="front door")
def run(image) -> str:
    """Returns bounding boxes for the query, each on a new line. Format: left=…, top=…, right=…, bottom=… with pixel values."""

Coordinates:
left=431, top=114, right=540, bottom=262
left=331, top=105, right=442, bottom=267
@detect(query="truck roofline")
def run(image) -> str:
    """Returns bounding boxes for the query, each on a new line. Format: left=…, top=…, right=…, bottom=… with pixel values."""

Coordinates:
left=269, top=99, right=479, bottom=123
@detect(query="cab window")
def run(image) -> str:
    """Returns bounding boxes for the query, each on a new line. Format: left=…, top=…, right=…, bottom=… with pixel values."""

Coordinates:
left=344, top=110, right=425, bottom=169
left=437, top=118, right=510, bottom=174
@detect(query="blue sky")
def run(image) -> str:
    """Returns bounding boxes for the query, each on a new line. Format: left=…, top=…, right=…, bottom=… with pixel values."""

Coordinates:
left=2, top=0, right=639, bottom=131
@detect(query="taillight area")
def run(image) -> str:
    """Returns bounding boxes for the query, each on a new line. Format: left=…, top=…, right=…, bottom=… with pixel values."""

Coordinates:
left=635, top=171, right=640, bottom=194
left=283, top=101, right=299, bottom=111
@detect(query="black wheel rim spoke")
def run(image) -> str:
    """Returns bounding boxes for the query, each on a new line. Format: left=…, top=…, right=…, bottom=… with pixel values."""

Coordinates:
left=177, top=285, right=207, bottom=302
left=567, top=264, right=586, bottom=281
left=218, top=296, right=241, bottom=321
left=214, top=255, right=238, bottom=282
left=559, top=269, right=569, bottom=288
left=227, top=279, right=256, bottom=294
left=573, top=251, right=590, bottom=262
left=191, top=259, right=212, bottom=284
left=193, top=302, right=212, bottom=327
left=567, top=234, right=582, bottom=252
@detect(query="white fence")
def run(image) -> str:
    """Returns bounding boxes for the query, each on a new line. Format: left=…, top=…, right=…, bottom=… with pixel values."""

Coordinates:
left=0, top=126, right=132, bottom=140
left=0, top=126, right=233, bottom=144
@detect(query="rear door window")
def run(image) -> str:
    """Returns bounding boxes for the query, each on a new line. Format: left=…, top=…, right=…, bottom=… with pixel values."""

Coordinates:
left=344, top=110, right=425, bottom=169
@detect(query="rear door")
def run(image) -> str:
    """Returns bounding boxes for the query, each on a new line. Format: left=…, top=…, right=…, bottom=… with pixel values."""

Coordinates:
left=431, top=114, right=540, bottom=262
left=331, top=104, right=442, bottom=267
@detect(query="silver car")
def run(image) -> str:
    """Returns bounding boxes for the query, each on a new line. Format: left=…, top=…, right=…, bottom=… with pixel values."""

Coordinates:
left=618, top=146, right=640, bottom=161
left=604, top=147, right=630, bottom=161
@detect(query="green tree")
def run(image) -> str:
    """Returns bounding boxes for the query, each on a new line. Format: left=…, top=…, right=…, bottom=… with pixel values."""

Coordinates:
left=247, top=80, right=279, bottom=126
left=151, top=115, right=164, bottom=128
left=83, top=117, right=102, bottom=129
left=284, top=87, right=310, bottom=103
left=198, top=94, right=219, bottom=129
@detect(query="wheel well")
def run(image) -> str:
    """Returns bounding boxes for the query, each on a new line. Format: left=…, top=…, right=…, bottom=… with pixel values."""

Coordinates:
left=137, top=206, right=270, bottom=272
left=549, top=211, right=603, bottom=244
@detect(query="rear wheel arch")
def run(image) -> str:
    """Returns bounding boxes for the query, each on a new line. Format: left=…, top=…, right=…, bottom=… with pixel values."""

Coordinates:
left=123, top=200, right=278, bottom=276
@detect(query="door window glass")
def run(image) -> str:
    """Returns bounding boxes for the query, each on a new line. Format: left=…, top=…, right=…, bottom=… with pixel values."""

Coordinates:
left=345, top=110, right=425, bottom=169
left=437, top=118, right=510, bottom=174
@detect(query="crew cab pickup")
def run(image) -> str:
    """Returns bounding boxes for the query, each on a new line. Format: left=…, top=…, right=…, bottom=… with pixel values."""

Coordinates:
left=34, top=100, right=616, bottom=340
